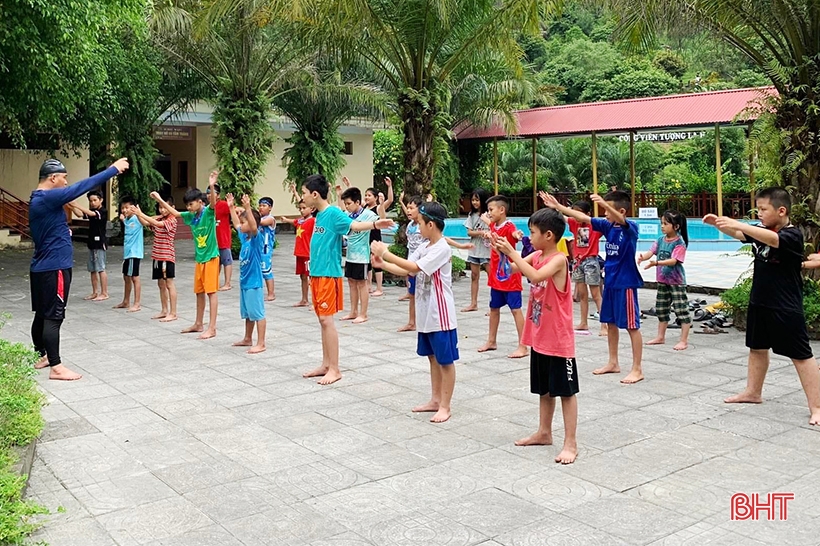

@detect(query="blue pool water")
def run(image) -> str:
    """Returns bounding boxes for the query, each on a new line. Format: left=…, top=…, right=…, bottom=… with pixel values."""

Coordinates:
left=383, top=218, right=749, bottom=252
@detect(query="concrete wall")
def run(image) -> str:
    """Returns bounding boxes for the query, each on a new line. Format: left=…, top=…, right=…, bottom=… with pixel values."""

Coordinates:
left=192, top=126, right=374, bottom=214
left=0, top=149, right=91, bottom=205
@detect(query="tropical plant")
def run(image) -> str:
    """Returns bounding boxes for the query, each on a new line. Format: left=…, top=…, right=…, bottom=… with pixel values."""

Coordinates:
left=317, top=0, right=552, bottom=199
left=276, top=55, right=387, bottom=196
left=154, top=0, right=309, bottom=195
left=608, top=0, right=820, bottom=250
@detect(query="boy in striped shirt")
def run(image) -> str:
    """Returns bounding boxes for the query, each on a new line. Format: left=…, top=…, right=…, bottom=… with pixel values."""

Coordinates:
left=141, top=193, right=179, bottom=321
left=371, top=202, right=459, bottom=423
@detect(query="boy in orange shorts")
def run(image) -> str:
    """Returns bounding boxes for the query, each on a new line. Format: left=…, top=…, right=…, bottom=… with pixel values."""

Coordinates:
left=154, top=171, right=221, bottom=339
left=300, top=174, right=394, bottom=385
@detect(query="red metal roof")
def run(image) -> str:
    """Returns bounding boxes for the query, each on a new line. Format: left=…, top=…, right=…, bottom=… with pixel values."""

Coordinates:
left=456, top=87, right=776, bottom=141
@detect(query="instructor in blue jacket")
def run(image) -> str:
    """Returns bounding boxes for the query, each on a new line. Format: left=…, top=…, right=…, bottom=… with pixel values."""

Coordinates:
left=29, top=157, right=129, bottom=380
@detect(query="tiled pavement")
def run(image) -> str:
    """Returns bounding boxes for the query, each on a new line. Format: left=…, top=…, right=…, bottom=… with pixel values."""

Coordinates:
left=0, top=236, right=818, bottom=546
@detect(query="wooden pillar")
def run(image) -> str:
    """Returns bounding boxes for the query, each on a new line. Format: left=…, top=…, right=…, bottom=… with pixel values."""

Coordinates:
left=715, top=124, right=723, bottom=217
left=493, top=138, right=499, bottom=195
left=629, top=131, right=636, bottom=217
left=748, top=126, right=756, bottom=207
left=532, top=138, right=538, bottom=214
left=592, top=132, right=598, bottom=216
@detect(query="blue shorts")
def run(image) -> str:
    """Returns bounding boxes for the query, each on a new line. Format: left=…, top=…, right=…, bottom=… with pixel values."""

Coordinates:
left=600, top=287, right=641, bottom=330
left=407, top=275, right=416, bottom=296
left=489, top=288, right=522, bottom=310
left=417, top=329, right=459, bottom=365
left=240, top=287, right=265, bottom=321
left=261, top=254, right=274, bottom=280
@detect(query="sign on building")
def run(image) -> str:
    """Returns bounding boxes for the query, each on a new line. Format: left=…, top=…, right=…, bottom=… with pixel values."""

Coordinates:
left=153, top=126, right=193, bottom=141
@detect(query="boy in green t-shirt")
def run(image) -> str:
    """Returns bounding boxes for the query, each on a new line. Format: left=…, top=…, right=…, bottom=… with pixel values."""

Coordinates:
left=151, top=170, right=221, bottom=339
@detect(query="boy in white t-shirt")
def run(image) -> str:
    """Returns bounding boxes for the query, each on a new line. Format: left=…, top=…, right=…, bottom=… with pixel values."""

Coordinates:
left=372, top=201, right=459, bottom=423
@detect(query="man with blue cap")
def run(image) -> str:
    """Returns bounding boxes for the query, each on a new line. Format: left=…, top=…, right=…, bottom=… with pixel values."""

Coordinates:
left=29, top=157, right=129, bottom=380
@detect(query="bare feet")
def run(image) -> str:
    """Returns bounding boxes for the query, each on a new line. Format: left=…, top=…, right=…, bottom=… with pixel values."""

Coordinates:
left=198, top=329, right=216, bottom=340
left=507, top=346, right=529, bottom=359
left=247, top=345, right=266, bottom=354
left=340, top=314, right=357, bottom=321
left=303, top=366, right=328, bottom=378
left=113, top=302, right=128, bottom=309
left=574, top=323, right=589, bottom=331
left=34, top=356, right=49, bottom=369
left=49, top=364, right=82, bottom=381
left=620, top=371, right=645, bottom=384
left=555, top=444, right=578, bottom=464
left=810, top=410, right=820, bottom=426
left=430, top=408, right=451, bottom=423
left=92, top=294, right=109, bottom=301
left=461, top=305, right=478, bottom=313
left=352, top=316, right=368, bottom=324
left=477, top=342, right=497, bottom=353
left=218, top=284, right=232, bottom=291
left=398, top=294, right=410, bottom=302
left=152, top=312, right=168, bottom=320
left=371, top=290, right=384, bottom=297
left=292, top=301, right=309, bottom=307
left=593, top=364, right=620, bottom=375
left=646, top=337, right=665, bottom=346
left=598, top=327, right=608, bottom=337
left=127, top=305, right=141, bottom=313
left=673, top=341, right=688, bottom=351
left=412, top=401, right=440, bottom=413
left=83, top=293, right=98, bottom=300
left=318, top=369, right=342, bottom=385
left=515, top=432, right=552, bottom=446
left=724, top=392, right=763, bottom=404
left=181, top=324, right=204, bottom=334
left=265, top=294, right=276, bottom=302
left=159, top=314, right=178, bottom=322
left=232, top=339, right=253, bottom=347
left=397, top=323, right=416, bottom=332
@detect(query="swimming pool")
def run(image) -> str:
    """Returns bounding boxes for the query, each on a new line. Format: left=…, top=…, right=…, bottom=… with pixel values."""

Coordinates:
left=383, top=217, right=750, bottom=252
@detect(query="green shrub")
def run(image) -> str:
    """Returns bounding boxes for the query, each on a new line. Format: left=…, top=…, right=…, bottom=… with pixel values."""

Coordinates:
left=0, top=318, right=48, bottom=543
left=451, top=256, right=466, bottom=277
left=721, top=275, right=820, bottom=324
left=388, top=243, right=408, bottom=259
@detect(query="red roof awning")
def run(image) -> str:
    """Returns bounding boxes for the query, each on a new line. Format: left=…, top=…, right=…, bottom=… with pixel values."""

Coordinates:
left=456, top=87, right=776, bottom=141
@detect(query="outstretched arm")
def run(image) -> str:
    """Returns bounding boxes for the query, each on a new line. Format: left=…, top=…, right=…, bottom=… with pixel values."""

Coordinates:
left=207, top=171, right=218, bottom=208
left=494, top=237, right=560, bottom=284
left=703, top=214, right=749, bottom=243
left=590, top=194, right=626, bottom=225
left=289, top=183, right=300, bottom=203
left=241, top=194, right=257, bottom=233
left=445, top=237, right=473, bottom=250
left=351, top=217, right=394, bottom=232
left=42, top=159, right=128, bottom=208
left=371, top=240, right=420, bottom=275
left=382, top=177, right=394, bottom=210
left=226, top=194, right=241, bottom=230
left=150, top=191, right=182, bottom=218
left=539, top=191, right=591, bottom=223
left=133, top=205, right=163, bottom=228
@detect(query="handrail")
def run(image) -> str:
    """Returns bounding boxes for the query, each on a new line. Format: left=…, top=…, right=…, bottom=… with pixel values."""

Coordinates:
left=0, top=186, right=30, bottom=239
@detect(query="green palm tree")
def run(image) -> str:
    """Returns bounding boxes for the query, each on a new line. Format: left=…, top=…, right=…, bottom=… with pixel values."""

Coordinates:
left=153, top=0, right=310, bottom=195
left=608, top=0, right=820, bottom=245
left=315, top=0, right=557, bottom=198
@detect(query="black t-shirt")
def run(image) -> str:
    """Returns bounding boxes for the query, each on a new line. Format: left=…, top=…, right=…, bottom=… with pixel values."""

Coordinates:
left=746, top=225, right=803, bottom=312
left=368, top=205, right=382, bottom=242
left=86, top=208, right=108, bottom=250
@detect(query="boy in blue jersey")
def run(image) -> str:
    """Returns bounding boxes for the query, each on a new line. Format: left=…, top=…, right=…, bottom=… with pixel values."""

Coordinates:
left=114, top=195, right=144, bottom=312
left=258, top=197, right=276, bottom=301
left=300, top=174, right=395, bottom=385
left=542, top=191, right=645, bottom=384
left=227, top=193, right=267, bottom=354
left=29, top=157, right=129, bottom=381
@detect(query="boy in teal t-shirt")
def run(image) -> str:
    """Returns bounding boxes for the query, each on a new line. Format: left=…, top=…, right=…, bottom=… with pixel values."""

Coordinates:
left=340, top=187, right=379, bottom=324
left=300, top=174, right=393, bottom=385
left=114, top=195, right=143, bottom=312
left=151, top=171, right=221, bottom=339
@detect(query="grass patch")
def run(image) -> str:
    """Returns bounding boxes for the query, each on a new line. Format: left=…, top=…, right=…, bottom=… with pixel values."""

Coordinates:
left=0, top=316, right=48, bottom=544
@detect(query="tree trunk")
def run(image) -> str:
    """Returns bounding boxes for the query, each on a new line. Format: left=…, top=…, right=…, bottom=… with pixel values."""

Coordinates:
left=399, top=90, right=437, bottom=199
left=776, top=89, right=820, bottom=256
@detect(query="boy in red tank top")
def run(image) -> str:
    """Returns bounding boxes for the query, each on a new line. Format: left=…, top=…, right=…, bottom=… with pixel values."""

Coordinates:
left=494, top=208, right=579, bottom=465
